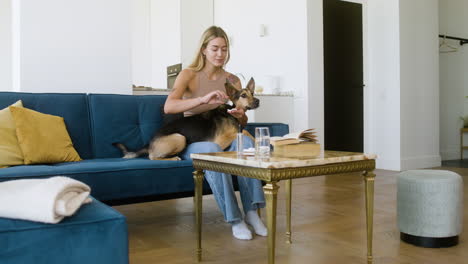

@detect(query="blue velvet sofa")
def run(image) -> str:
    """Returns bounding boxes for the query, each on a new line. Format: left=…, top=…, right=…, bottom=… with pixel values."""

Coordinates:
left=0, top=92, right=288, bottom=264
left=0, top=92, right=289, bottom=205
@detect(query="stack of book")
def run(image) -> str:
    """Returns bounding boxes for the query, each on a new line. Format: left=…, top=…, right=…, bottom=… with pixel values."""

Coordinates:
left=270, top=129, right=320, bottom=157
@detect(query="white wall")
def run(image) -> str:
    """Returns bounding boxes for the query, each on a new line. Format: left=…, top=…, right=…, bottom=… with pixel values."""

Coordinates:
left=11, top=0, right=132, bottom=94
left=439, top=0, right=468, bottom=160
left=213, top=0, right=283, bottom=93
left=180, top=0, right=213, bottom=67
left=214, top=0, right=308, bottom=132
left=306, top=0, right=325, bottom=151
left=399, top=0, right=440, bottom=169
left=148, top=0, right=213, bottom=88
left=132, top=0, right=152, bottom=87
left=367, top=0, right=401, bottom=170
left=150, top=0, right=180, bottom=89
left=0, top=0, right=12, bottom=91
left=363, top=0, right=440, bottom=170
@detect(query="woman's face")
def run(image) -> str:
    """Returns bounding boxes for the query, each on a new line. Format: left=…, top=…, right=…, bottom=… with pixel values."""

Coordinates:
left=203, top=37, right=228, bottom=67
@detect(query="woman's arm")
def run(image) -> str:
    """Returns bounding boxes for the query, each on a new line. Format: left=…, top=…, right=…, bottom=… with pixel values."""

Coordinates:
left=164, top=69, right=228, bottom=114
left=164, top=69, right=198, bottom=114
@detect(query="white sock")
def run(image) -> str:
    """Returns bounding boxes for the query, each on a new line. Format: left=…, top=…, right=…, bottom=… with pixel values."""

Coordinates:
left=232, top=220, right=252, bottom=240
left=245, top=210, right=268, bottom=237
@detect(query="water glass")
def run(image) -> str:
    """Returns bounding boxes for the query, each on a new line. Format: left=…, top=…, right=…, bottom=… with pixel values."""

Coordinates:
left=236, top=132, right=243, bottom=156
left=255, top=127, right=270, bottom=157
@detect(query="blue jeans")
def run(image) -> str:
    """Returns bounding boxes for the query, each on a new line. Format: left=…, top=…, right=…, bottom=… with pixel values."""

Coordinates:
left=181, top=135, right=266, bottom=223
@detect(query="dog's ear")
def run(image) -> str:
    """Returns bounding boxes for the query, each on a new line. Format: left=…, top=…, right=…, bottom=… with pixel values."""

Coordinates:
left=225, top=79, right=239, bottom=98
left=246, top=78, right=255, bottom=94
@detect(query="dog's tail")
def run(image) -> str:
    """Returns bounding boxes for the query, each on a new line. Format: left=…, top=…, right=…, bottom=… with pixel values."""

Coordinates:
left=112, top=143, right=149, bottom=159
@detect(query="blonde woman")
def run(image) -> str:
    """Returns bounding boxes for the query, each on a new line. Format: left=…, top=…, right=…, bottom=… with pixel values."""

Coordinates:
left=164, top=26, right=266, bottom=240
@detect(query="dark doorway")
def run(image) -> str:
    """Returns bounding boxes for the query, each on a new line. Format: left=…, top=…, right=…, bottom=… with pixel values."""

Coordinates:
left=323, top=0, right=364, bottom=152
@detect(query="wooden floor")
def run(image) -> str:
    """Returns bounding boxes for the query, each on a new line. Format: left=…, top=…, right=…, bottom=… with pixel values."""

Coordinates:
left=114, top=167, right=468, bottom=264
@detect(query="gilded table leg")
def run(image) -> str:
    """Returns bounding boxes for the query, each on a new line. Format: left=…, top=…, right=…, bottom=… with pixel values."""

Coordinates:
left=363, top=170, right=375, bottom=264
left=193, top=169, right=204, bottom=262
left=264, top=181, right=280, bottom=264
left=285, top=179, right=292, bottom=244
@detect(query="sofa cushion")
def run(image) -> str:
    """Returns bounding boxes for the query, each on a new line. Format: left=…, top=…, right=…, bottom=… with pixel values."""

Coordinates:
left=245, top=123, right=289, bottom=137
left=10, top=106, right=82, bottom=164
left=0, top=198, right=128, bottom=264
left=0, top=100, right=24, bottom=168
left=0, top=158, right=195, bottom=202
left=0, top=92, right=93, bottom=159
left=88, top=94, right=167, bottom=158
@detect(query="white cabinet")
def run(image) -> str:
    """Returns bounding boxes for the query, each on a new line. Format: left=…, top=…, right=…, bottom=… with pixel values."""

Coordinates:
left=246, top=95, right=293, bottom=127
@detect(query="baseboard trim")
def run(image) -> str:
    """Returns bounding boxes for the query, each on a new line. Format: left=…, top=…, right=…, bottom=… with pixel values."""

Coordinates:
left=375, top=158, right=401, bottom=171
left=440, top=149, right=460, bottom=161
left=400, top=155, right=441, bottom=170
left=376, top=155, right=442, bottom=171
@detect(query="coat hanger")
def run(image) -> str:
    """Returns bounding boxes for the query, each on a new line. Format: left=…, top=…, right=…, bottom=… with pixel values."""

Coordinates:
left=439, top=35, right=458, bottom=53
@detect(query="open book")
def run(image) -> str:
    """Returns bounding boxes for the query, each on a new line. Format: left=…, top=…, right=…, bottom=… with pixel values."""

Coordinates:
left=270, top=128, right=318, bottom=146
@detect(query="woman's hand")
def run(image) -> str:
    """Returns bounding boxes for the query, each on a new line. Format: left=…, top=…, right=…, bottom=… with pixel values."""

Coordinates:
left=199, top=90, right=229, bottom=105
left=228, top=108, right=248, bottom=127
left=227, top=108, right=245, bottom=119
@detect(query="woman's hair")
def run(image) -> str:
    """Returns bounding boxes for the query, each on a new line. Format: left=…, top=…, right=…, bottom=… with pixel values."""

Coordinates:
left=188, top=26, right=230, bottom=71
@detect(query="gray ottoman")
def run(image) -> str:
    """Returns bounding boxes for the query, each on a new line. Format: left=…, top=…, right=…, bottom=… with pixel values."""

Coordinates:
left=397, top=170, right=463, bottom=247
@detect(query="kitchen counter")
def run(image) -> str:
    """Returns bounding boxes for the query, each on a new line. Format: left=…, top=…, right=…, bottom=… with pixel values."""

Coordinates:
left=132, top=87, right=293, bottom=97
left=132, top=87, right=294, bottom=125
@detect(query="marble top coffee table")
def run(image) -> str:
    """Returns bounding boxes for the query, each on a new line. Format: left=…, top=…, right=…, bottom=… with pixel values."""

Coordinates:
left=191, top=150, right=377, bottom=264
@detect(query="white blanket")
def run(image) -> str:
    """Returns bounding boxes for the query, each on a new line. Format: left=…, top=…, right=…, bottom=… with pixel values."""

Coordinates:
left=0, top=176, right=92, bottom=224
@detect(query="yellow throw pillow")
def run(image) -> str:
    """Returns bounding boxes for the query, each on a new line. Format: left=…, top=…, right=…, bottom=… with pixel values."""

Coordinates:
left=9, top=106, right=82, bottom=164
left=0, top=100, right=24, bottom=168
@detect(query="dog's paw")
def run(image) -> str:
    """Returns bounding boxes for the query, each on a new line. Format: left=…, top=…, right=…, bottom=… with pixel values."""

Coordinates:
left=148, top=155, right=181, bottom=161
left=164, top=156, right=181, bottom=161
left=123, top=153, right=137, bottom=159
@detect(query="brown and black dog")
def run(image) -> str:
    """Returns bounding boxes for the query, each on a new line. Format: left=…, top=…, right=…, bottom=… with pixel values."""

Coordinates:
left=114, top=78, right=259, bottom=160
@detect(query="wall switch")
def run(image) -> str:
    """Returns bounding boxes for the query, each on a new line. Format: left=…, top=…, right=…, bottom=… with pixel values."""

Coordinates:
left=259, top=24, right=266, bottom=37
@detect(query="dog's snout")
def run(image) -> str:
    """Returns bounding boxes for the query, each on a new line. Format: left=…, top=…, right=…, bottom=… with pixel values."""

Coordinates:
left=253, top=98, right=260, bottom=108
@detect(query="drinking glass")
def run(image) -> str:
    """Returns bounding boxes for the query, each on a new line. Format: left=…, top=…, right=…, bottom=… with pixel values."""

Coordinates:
left=255, top=127, right=270, bottom=157
left=236, top=132, right=243, bottom=156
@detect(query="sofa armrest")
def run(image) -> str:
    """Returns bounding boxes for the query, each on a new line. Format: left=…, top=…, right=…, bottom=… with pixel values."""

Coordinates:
left=245, top=123, right=289, bottom=137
